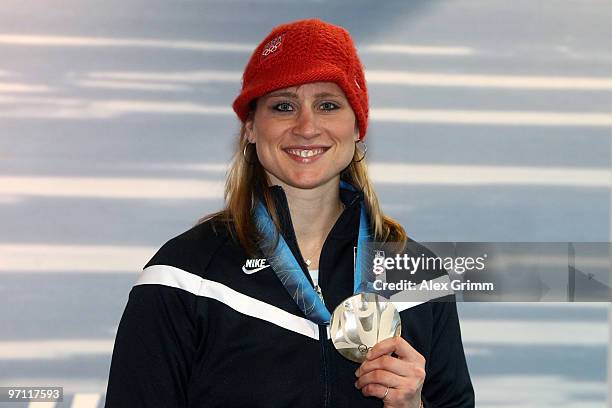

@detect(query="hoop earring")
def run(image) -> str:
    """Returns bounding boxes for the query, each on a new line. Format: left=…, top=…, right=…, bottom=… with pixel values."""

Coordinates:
left=353, top=140, right=367, bottom=162
left=243, top=142, right=256, bottom=165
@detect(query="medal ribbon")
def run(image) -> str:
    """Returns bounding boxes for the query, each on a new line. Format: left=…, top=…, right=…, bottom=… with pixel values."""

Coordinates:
left=254, top=180, right=372, bottom=325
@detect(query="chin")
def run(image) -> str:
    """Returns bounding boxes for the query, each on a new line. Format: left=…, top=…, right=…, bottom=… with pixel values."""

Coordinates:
left=282, top=172, right=336, bottom=190
left=286, top=179, right=325, bottom=190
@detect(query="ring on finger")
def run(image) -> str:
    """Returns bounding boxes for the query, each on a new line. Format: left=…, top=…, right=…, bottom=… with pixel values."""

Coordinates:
left=382, top=385, right=390, bottom=401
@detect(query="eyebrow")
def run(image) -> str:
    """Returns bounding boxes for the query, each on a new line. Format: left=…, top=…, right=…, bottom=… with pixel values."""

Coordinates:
left=265, top=91, right=342, bottom=99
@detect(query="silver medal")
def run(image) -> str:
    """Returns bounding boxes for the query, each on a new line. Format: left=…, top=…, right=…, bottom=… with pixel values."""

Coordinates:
left=329, top=292, right=401, bottom=363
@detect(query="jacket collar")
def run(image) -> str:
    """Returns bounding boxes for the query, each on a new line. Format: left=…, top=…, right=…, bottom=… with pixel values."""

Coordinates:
left=261, top=181, right=364, bottom=244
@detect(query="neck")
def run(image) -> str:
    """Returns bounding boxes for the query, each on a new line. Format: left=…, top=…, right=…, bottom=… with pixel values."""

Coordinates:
left=270, top=176, right=345, bottom=267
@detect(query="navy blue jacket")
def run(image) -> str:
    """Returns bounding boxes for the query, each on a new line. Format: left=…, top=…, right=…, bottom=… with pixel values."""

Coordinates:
left=105, top=185, right=475, bottom=407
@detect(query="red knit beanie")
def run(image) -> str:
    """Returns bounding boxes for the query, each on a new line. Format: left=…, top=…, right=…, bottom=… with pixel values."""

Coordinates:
left=232, top=18, right=369, bottom=140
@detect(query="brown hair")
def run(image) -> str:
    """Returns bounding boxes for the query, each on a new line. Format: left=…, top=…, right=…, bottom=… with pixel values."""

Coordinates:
left=196, top=107, right=408, bottom=257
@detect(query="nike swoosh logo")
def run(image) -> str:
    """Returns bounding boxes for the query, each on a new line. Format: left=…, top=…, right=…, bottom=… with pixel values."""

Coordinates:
left=242, top=264, right=271, bottom=274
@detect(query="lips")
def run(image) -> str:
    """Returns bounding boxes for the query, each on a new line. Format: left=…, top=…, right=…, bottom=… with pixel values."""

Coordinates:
left=283, top=146, right=330, bottom=162
left=285, top=147, right=327, bottom=158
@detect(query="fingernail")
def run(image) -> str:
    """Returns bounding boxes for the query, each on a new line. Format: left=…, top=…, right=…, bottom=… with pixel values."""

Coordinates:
left=366, top=350, right=372, bottom=359
left=354, top=380, right=358, bottom=388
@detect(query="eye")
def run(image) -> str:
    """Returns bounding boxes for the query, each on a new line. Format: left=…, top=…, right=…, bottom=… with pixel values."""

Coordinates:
left=272, top=102, right=294, bottom=112
left=320, top=102, right=339, bottom=111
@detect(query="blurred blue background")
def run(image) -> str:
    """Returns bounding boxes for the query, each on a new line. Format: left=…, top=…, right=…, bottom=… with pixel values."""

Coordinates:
left=0, top=1, right=611, bottom=407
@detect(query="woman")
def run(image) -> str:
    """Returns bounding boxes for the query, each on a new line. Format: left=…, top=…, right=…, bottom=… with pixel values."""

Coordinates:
left=105, top=18, right=474, bottom=407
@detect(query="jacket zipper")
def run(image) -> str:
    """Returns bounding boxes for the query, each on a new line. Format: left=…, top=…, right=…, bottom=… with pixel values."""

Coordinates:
left=319, top=325, right=330, bottom=407
left=270, top=185, right=363, bottom=408
left=316, top=192, right=360, bottom=407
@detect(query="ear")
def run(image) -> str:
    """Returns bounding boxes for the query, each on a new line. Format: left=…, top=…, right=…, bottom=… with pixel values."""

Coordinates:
left=354, top=120, right=360, bottom=142
left=245, top=114, right=256, bottom=143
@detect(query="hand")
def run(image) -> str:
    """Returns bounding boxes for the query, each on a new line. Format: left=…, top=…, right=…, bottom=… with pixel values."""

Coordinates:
left=354, top=335, right=426, bottom=408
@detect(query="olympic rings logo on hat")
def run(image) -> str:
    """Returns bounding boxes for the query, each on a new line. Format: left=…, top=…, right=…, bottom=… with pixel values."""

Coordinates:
left=261, top=34, right=285, bottom=58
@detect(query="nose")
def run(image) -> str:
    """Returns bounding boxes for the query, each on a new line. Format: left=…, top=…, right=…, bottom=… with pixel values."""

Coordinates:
left=292, top=106, right=320, bottom=139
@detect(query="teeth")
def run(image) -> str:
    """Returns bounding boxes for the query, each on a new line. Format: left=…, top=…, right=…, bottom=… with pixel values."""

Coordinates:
left=286, top=148, right=325, bottom=158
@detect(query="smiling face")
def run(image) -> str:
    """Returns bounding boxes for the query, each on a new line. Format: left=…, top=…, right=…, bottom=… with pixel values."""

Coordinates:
left=245, top=81, right=359, bottom=191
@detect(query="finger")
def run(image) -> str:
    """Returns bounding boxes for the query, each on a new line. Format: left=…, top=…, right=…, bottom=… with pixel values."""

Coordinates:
left=356, top=354, right=411, bottom=378
left=354, top=368, right=403, bottom=390
left=358, top=382, right=396, bottom=403
left=367, top=336, right=424, bottom=365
